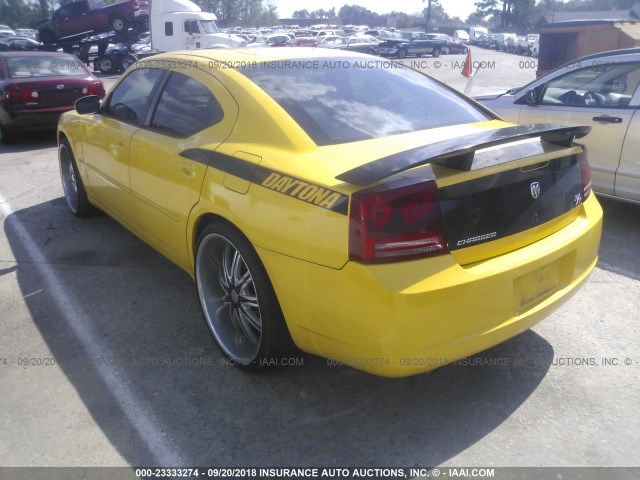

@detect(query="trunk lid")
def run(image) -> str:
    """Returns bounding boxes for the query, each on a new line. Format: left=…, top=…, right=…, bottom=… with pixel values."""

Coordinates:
left=7, top=76, right=98, bottom=110
left=337, top=123, right=590, bottom=265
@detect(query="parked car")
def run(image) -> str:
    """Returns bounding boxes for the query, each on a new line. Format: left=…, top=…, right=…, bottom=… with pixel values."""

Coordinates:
left=476, top=48, right=640, bottom=204
left=34, top=0, right=144, bottom=45
left=57, top=48, right=601, bottom=376
left=493, top=33, right=517, bottom=51
left=286, top=37, right=319, bottom=47
left=454, top=30, right=470, bottom=44
left=0, top=25, right=15, bottom=36
left=0, top=36, right=42, bottom=51
left=0, top=51, right=105, bottom=144
left=14, top=28, right=39, bottom=40
left=314, top=29, right=344, bottom=39
left=247, top=34, right=290, bottom=47
left=531, top=36, right=539, bottom=58
left=469, top=26, right=488, bottom=45
left=93, top=42, right=139, bottom=73
left=364, top=29, right=396, bottom=40
left=378, top=31, right=447, bottom=58
left=426, top=33, right=469, bottom=54
left=517, top=34, right=539, bottom=56
left=478, top=33, right=496, bottom=49
left=318, top=35, right=379, bottom=54
left=317, top=35, right=344, bottom=45
left=505, top=35, right=521, bottom=54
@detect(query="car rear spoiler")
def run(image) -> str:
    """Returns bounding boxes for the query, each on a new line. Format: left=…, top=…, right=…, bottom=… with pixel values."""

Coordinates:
left=335, top=123, right=591, bottom=186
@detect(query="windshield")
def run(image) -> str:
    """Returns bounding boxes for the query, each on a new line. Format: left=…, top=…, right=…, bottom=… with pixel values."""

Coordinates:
left=6, top=56, right=88, bottom=78
left=400, top=32, right=412, bottom=40
left=241, top=58, right=490, bottom=146
left=199, top=20, right=219, bottom=34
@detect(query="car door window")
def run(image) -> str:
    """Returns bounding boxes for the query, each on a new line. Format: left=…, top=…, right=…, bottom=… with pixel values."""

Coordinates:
left=150, top=71, right=223, bottom=137
left=542, top=62, right=640, bottom=108
left=104, top=68, right=164, bottom=125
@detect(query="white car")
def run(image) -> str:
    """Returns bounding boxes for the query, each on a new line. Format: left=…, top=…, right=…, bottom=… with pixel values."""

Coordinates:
left=247, top=34, right=290, bottom=47
left=476, top=48, right=640, bottom=204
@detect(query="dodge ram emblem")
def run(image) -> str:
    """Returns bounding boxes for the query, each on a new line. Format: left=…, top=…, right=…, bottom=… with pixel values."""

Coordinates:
left=530, top=181, right=541, bottom=199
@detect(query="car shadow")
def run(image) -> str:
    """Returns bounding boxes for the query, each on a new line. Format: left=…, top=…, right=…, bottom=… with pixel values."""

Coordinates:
left=0, top=130, right=57, bottom=152
left=596, top=196, right=640, bottom=280
left=5, top=197, right=555, bottom=467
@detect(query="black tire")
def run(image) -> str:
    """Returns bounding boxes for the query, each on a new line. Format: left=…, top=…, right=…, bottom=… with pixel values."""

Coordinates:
left=110, top=14, right=127, bottom=32
left=195, top=222, right=294, bottom=371
left=463, top=47, right=469, bottom=54
left=120, top=53, right=137, bottom=71
left=1, top=125, right=17, bottom=145
left=58, top=138, right=99, bottom=217
left=95, top=55, right=116, bottom=74
left=397, top=48, right=407, bottom=59
left=432, top=47, right=441, bottom=58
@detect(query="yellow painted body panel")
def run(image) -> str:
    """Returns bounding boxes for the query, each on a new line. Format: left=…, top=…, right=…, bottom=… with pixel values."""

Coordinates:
left=57, top=48, right=604, bottom=376
left=257, top=195, right=602, bottom=377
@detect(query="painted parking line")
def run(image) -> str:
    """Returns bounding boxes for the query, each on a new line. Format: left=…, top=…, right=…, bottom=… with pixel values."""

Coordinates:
left=0, top=191, right=185, bottom=466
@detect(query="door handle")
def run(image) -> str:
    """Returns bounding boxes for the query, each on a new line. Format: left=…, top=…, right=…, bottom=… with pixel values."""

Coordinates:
left=593, top=115, right=623, bottom=123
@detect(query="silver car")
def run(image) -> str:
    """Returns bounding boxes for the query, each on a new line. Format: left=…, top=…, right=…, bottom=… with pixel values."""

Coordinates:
left=476, top=48, right=640, bottom=204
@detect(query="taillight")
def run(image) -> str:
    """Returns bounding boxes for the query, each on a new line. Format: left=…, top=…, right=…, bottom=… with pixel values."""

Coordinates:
left=6, top=85, right=39, bottom=103
left=349, top=180, right=449, bottom=263
left=579, top=145, right=591, bottom=200
left=82, top=82, right=105, bottom=97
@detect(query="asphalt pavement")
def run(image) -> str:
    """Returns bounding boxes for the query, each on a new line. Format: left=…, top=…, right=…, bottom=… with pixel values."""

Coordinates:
left=0, top=48, right=638, bottom=472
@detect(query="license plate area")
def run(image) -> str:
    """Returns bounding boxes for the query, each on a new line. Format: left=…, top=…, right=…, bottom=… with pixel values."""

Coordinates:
left=513, top=262, right=559, bottom=315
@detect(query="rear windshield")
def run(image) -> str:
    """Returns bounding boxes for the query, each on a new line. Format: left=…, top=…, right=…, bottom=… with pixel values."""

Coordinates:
left=240, top=58, right=490, bottom=145
left=6, top=56, right=88, bottom=78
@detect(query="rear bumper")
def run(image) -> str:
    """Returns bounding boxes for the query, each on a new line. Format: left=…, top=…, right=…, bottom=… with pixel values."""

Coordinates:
left=258, top=194, right=603, bottom=377
left=2, top=107, right=71, bottom=131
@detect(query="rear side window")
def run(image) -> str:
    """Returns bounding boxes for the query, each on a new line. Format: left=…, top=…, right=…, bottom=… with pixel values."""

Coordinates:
left=105, top=68, right=163, bottom=125
left=150, top=71, right=223, bottom=137
left=5, top=55, right=88, bottom=78
left=240, top=58, right=490, bottom=145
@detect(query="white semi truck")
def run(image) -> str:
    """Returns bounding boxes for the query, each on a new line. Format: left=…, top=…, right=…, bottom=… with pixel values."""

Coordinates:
left=150, top=0, right=245, bottom=51
left=72, top=0, right=245, bottom=72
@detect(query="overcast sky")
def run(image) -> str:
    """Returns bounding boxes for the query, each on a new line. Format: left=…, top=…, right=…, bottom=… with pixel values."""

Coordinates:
left=272, top=0, right=479, bottom=21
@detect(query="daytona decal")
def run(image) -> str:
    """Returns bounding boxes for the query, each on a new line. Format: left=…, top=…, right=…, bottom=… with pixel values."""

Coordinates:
left=180, top=148, right=349, bottom=215
left=260, top=172, right=344, bottom=210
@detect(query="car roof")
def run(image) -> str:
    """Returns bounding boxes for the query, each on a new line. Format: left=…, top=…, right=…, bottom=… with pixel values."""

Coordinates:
left=512, top=47, right=640, bottom=94
left=159, top=47, right=377, bottom=63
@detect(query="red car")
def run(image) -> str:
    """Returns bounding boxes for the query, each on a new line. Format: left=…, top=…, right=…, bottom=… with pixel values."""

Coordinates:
left=0, top=51, right=105, bottom=144
left=426, top=33, right=469, bottom=54
left=287, top=37, right=320, bottom=47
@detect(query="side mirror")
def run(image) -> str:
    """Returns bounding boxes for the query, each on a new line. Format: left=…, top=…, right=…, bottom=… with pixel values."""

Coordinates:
left=75, top=95, right=101, bottom=114
left=612, top=81, right=627, bottom=94
left=523, top=89, right=537, bottom=105
left=515, top=87, right=540, bottom=106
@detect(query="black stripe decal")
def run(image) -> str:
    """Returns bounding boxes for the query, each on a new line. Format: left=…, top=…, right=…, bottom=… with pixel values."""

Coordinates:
left=180, top=149, right=349, bottom=216
left=335, top=123, right=591, bottom=186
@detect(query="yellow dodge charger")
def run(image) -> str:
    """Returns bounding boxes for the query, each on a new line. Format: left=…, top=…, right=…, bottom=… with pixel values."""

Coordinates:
left=57, top=48, right=603, bottom=377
